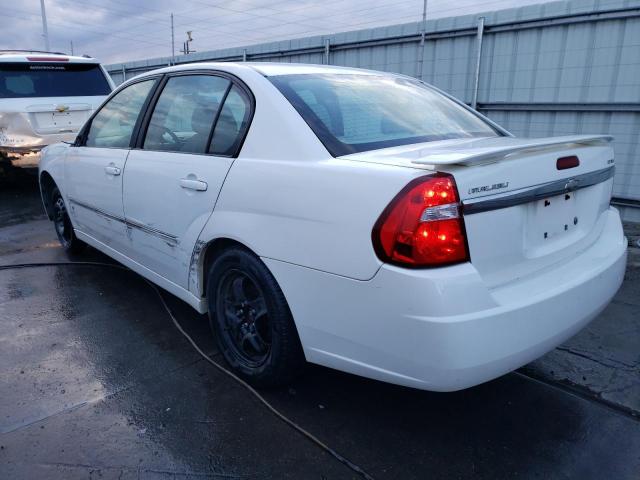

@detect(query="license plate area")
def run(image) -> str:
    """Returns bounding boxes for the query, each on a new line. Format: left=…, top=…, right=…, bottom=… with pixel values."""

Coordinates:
left=524, top=191, right=580, bottom=256
left=52, top=111, right=80, bottom=127
left=33, top=111, right=86, bottom=130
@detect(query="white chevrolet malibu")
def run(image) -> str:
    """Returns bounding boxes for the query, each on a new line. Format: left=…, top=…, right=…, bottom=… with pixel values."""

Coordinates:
left=39, top=63, right=627, bottom=391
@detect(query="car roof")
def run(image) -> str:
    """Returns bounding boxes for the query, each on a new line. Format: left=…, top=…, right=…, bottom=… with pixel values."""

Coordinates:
left=125, top=62, right=391, bottom=86
left=244, top=62, right=381, bottom=77
left=0, top=51, right=101, bottom=64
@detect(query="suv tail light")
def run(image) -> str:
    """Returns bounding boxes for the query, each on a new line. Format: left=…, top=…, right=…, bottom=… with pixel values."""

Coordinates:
left=372, top=173, right=469, bottom=267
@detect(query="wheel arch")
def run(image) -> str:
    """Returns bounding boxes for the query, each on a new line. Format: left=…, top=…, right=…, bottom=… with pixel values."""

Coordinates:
left=38, top=144, right=69, bottom=220
left=193, top=237, right=302, bottom=339
left=193, top=237, right=254, bottom=300
left=39, top=170, right=57, bottom=220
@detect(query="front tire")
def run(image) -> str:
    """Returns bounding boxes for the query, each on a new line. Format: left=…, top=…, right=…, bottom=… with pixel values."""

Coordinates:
left=206, top=247, right=305, bottom=387
left=51, top=187, right=85, bottom=254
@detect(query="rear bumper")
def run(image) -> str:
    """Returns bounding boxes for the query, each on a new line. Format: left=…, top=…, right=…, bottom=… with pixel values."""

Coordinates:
left=1, top=133, right=75, bottom=169
left=264, top=207, right=627, bottom=391
left=0, top=145, right=45, bottom=154
left=1, top=133, right=77, bottom=158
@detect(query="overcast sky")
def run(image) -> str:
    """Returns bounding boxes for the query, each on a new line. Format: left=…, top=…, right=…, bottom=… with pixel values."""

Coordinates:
left=1, top=0, right=557, bottom=65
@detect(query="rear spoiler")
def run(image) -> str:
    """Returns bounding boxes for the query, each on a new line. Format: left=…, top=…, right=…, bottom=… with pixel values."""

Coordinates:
left=411, top=135, right=613, bottom=166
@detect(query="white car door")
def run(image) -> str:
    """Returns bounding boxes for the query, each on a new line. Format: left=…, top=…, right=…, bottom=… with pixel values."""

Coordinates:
left=121, top=73, right=252, bottom=288
left=64, top=78, right=157, bottom=250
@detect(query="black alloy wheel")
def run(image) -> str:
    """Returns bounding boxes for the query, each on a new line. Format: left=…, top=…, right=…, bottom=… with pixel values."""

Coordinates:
left=51, top=187, right=85, bottom=253
left=217, top=269, right=272, bottom=367
left=207, top=247, right=305, bottom=387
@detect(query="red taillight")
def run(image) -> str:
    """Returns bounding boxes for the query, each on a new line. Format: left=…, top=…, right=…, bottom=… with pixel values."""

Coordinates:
left=372, top=173, right=469, bottom=267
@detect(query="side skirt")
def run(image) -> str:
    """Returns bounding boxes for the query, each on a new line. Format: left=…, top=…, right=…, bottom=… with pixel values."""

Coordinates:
left=74, top=229, right=208, bottom=314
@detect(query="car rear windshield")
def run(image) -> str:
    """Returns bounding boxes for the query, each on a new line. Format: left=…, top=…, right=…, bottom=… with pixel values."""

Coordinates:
left=269, top=73, right=502, bottom=156
left=0, top=62, right=111, bottom=98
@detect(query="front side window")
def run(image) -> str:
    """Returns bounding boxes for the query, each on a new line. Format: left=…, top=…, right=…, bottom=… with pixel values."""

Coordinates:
left=269, top=73, right=501, bottom=156
left=143, top=75, right=230, bottom=154
left=85, top=79, right=155, bottom=149
left=0, top=62, right=111, bottom=98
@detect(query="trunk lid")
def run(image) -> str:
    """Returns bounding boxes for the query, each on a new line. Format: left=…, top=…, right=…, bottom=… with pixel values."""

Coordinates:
left=27, top=102, right=93, bottom=135
left=345, top=135, right=616, bottom=287
left=0, top=96, right=103, bottom=146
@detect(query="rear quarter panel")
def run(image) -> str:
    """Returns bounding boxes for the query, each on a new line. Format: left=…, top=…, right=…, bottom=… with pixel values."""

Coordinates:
left=39, top=143, right=68, bottom=186
left=202, top=156, right=420, bottom=281
left=195, top=66, right=424, bottom=283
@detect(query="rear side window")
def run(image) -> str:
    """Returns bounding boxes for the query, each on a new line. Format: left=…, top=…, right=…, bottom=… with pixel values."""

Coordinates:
left=85, top=79, right=155, bottom=149
left=209, top=85, right=251, bottom=156
left=143, top=75, right=230, bottom=154
left=0, top=62, right=111, bottom=98
left=270, top=73, right=500, bottom=156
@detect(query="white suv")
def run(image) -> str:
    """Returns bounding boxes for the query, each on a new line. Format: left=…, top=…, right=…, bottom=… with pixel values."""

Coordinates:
left=0, top=50, right=113, bottom=170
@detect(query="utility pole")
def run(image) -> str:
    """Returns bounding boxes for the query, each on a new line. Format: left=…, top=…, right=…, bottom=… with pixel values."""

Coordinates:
left=324, top=38, right=330, bottom=65
left=471, top=17, right=485, bottom=110
left=40, top=0, right=50, bottom=51
left=70, top=40, right=74, bottom=55
left=170, top=13, right=175, bottom=65
left=416, top=0, right=428, bottom=80
left=420, top=0, right=428, bottom=44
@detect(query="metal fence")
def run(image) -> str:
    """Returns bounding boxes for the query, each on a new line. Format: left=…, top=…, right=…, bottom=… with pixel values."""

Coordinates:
left=107, top=0, right=640, bottom=221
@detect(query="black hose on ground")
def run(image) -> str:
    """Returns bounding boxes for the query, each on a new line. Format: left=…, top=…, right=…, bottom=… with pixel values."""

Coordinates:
left=0, top=261, right=376, bottom=480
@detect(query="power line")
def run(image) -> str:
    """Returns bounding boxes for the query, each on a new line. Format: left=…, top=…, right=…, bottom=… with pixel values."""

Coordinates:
left=172, top=0, right=363, bottom=31
left=166, top=0, right=420, bottom=50
left=170, top=0, right=546, bottom=60
left=165, top=0, right=504, bottom=52
left=1, top=6, right=172, bottom=45
left=1, top=0, right=564, bottom=64
left=2, top=4, right=171, bottom=46
left=143, top=0, right=471, bottom=56
left=0, top=0, right=476, bottom=52
left=170, top=0, right=547, bottom=54
left=0, top=10, right=171, bottom=51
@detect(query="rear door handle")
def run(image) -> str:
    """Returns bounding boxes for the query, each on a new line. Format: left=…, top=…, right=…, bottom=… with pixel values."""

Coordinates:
left=104, top=165, right=121, bottom=176
left=179, top=178, right=208, bottom=191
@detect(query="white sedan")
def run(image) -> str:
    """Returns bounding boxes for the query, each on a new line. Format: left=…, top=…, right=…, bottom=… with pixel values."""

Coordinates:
left=38, top=63, right=627, bottom=391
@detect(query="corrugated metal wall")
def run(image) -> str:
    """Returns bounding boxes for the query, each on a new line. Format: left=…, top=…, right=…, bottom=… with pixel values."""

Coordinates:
left=107, top=0, right=640, bottom=219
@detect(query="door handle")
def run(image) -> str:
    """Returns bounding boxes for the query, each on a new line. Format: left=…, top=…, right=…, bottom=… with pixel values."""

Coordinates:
left=104, top=165, right=121, bottom=176
left=179, top=178, right=208, bottom=191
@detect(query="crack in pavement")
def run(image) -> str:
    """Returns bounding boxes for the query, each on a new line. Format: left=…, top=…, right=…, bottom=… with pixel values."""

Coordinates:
left=30, top=462, right=255, bottom=479
left=555, top=346, right=638, bottom=371
left=516, top=370, right=640, bottom=420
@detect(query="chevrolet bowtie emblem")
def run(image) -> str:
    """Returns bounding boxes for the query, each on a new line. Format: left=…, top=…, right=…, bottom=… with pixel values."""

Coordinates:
left=56, top=105, right=69, bottom=113
left=564, top=178, right=579, bottom=192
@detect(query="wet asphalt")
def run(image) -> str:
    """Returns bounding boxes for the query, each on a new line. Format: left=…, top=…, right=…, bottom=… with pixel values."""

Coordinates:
left=1, top=173, right=639, bottom=479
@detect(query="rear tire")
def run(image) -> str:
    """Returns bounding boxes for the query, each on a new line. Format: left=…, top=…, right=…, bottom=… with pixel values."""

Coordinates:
left=206, top=247, right=305, bottom=387
left=51, top=187, right=85, bottom=254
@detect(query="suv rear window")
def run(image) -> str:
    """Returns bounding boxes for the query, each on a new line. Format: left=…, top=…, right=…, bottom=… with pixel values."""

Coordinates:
left=270, top=73, right=501, bottom=156
left=0, top=62, right=111, bottom=98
